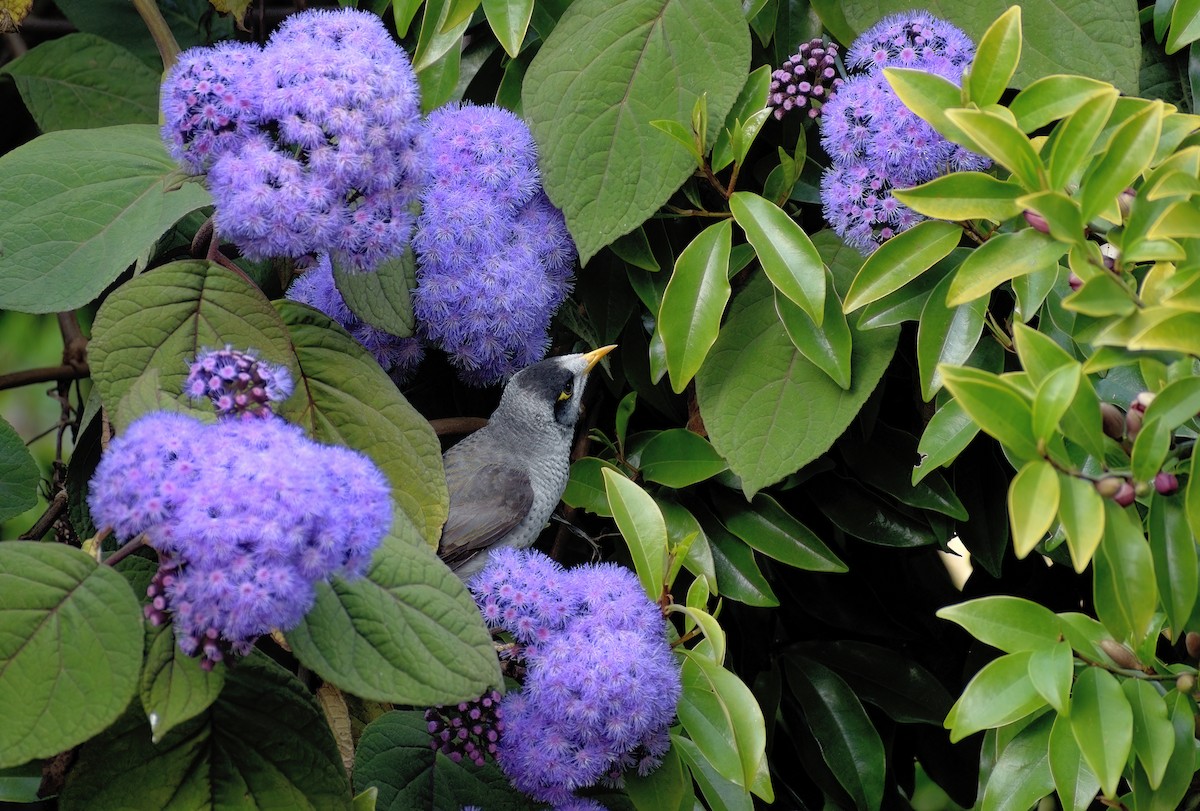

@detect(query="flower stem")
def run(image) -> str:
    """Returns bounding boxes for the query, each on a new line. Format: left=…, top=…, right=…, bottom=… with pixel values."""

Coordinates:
left=131, top=0, right=180, bottom=72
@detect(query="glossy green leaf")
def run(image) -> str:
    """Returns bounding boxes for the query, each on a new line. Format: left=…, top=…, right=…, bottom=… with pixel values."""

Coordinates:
left=1069, top=667, right=1132, bottom=798
left=140, top=622, right=225, bottom=744
left=774, top=281, right=852, bottom=390
left=785, top=655, right=885, bottom=811
left=814, top=477, right=941, bottom=548
left=332, top=249, right=416, bottom=337
left=1018, top=190, right=1085, bottom=243
left=0, top=417, right=39, bottom=523
left=937, top=595, right=1062, bottom=654
left=659, top=498, right=717, bottom=591
left=673, top=734, right=754, bottom=811
left=1134, top=691, right=1198, bottom=811
left=1009, top=459, right=1060, bottom=558
left=1009, top=74, right=1115, bottom=133
left=696, top=275, right=897, bottom=496
left=0, top=33, right=158, bottom=131
left=730, top=192, right=825, bottom=323
left=639, top=428, right=729, bottom=487
left=1032, top=363, right=1081, bottom=442
left=1062, top=271, right=1136, bottom=317
left=966, top=6, right=1021, bottom=107
left=659, top=219, right=732, bottom=393
left=913, top=398, right=980, bottom=484
left=884, top=67, right=977, bottom=147
left=716, top=493, right=846, bottom=572
left=562, top=457, right=622, bottom=517
left=1123, top=678, right=1176, bottom=789
left=1012, top=265, right=1061, bottom=323
left=1047, top=89, right=1120, bottom=190
left=1093, top=501, right=1158, bottom=646
left=1027, top=640, right=1072, bottom=715
left=286, top=534, right=501, bottom=706
left=946, top=108, right=1045, bottom=189
left=1078, top=101, right=1164, bottom=223
left=947, top=229, right=1066, bottom=307
left=703, top=514, right=778, bottom=606
left=0, top=542, right=142, bottom=769
left=892, top=173, right=1025, bottom=222
left=604, top=468, right=668, bottom=600
left=1144, top=376, right=1200, bottom=430
left=0, top=126, right=212, bottom=314
left=483, top=0, right=534, bottom=56
left=1131, top=416, right=1173, bottom=483
left=945, top=651, right=1047, bottom=742
left=626, top=744, right=688, bottom=811
left=917, top=271, right=988, bottom=401
left=940, top=366, right=1041, bottom=461
left=1057, top=472, right=1106, bottom=572
left=1129, top=310, right=1200, bottom=354
left=672, top=605, right=726, bottom=665
left=1148, top=493, right=1198, bottom=641
left=979, top=712, right=1054, bottom=811
left=1166, top=0, right=1200, bottom=52
left=1048, top=713, right=1101, bottom=811
left=711, top=65, right=771, bottom=172
left=413, top=0, right=471, bottom=72
left=843, top=220, right=962, bottom=312
left=523, top=0, right=749, bottom=263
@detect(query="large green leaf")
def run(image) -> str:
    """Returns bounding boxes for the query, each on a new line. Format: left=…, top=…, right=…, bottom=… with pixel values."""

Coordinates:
left=842, top=1, right=1139, bottom=94
left=1048, top=713, right=1101, bottom=811
left=673, top=734, right=754, bottom=811
left=0, top=34, right=159, bottom=131
left=916, top=271, right=988, bottom=401
left=940, top=366, right=1040, bottom=461
left=913, top=398, right=980, bottom=484
left=696, top=274, right=898, bottom=496
left=774, top=281, right=852, bottom=390
left=730, top=192, right=826, bottom=323
left=965, top=6, right=1022, bottom=108
left=658, top=219, right=732, bottom=393
left=1069, top=667, right=1132, bottom=798
left=937, top=596, right=1062, bottom=654
left=139, top=622, right=226, bottom=744
left=944, top=651, right=1047, bottom=742
left=285, top=534, right=501, bottom=706
left=716, top=493, right=847, bottom=572
left=0, top=125, right=212, bottom=314
left=638, top=428, right=729, bottom=488
left=947, top=229, right=1066, bottom=307
left=1093, top=501, right=1158, bottom=646
left=332, top=250, right=417, bottom=337
left=891, top=174, right=1024, bottom=223
left=1122, top=678, right=1175, bottom=789
left=979, top=712, right=1054, bottom=811
left=604, top=468, right=669, bottom=600
left=0, top=417, right=39, bottom=523
left=843, top=220, right=963, bottom=312
left=60, top=654, right=353, bottom=810
left=523, top=0, right=750, bottom=262
left=0, top=542, right=143, bottom=769
left=52, top=0, right=235, bottom=67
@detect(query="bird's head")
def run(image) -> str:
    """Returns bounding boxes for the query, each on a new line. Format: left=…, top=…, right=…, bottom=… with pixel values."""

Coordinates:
left=494, top=345, right=617, bottom=436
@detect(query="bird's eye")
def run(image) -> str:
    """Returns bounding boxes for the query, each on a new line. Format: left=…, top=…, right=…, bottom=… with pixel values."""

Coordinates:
left=557, top=381, right=574, bottom=402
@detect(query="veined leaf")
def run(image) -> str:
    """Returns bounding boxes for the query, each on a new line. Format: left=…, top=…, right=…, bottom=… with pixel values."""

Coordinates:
left=730, top=192, right=826, bottom=323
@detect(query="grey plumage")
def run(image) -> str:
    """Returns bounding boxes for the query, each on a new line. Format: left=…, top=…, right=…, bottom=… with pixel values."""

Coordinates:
left=437, top=346, right=616, bottom=580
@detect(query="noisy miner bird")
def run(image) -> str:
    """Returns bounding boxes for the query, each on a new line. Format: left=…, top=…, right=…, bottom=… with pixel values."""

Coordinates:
left=437, top=345, right=617, bottom=580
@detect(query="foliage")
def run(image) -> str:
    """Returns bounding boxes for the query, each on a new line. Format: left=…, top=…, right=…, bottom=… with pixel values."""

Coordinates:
left=0, top=0, right=1198, bottom=809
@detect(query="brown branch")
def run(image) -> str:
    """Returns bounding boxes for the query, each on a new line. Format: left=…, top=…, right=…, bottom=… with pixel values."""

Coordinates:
left=103, top=535, right=147, bottom=567
left=0, top=363, right=90, bottom=392
left=19, top=490, right=68, bottom=541
left=429, top=417, right=488, bottom=437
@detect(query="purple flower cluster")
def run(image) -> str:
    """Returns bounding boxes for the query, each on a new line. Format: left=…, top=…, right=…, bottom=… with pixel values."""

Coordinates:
left=286, top=254, right=425, bottom=381
left=184, top=346, right=293, bottom=419
left=769, top=39, right=843, bottom=120
left=413, top=104, right=575, bottom=386
left=467, top=549, right=680, bottom=807
left=160, top=8, right=422, bottom=272
left=89, top=410, right=391, bottom=668
left=819, top=12, right=988, bottom=253
left=425, top=689, right=504, bottom=766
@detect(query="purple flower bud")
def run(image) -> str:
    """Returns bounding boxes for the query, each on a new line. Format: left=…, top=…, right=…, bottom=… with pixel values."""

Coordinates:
left=1154, top=472, right=1179, bottom=495
left=768, top=38, right=843, bottom=121
left=1114, top=481, right=1137, bottom=507
left=1023, top=209, right=1049, bottom=233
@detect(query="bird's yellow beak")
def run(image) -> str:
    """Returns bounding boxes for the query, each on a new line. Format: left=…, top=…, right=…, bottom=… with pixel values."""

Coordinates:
left=582, top=344, right=617, bottom=373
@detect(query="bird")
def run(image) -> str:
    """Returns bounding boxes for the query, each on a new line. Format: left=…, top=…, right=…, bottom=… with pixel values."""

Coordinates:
left=437, top=345, right=617, bottom=580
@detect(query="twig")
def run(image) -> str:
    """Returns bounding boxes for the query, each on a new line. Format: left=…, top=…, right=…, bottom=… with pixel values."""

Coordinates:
left=103, top=535, right=147, bottom=567
left=19, top=490, right=68, bottom=540
left=429, top=417, right=488, bottom=437
left=0, top=364, right=89, bottom=392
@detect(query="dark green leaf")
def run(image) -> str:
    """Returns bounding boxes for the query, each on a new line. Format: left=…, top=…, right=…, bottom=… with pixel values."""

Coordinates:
left=702, top=512, right=779, bottom=606
left=1133, top=691, right=1197, bottom=811
left=913, top=398, right=980, bottom=484
left=1123, top=678, right=1175, bottom=789
left=332, top=249, right=417, bottom=337
left=659, top=219, right=732, bottom=393
left=139, top=622, right=225, bottom=744
left=1048, top=713, right=1100, bottom=811
left=774, top=280, right=852, bottom=390
left=917, top=271, right=988, bottom=401
left=0, top=417, right=39, bottom=523
left=842, top=220, right=962, bottom=312
left=1078, top=101, right=1164, bottom=223
left=562, top=457, right=622, bottom=517
left=812, top=477, right=941, bottom=548
left=639, top=429, right=728, bottom=487
left=1093, top=501, right=1159, bottom=647
left=979, top=712, right=1054, bottom=811
left=1069, top=667, right=1132, bottom=798
left=940, top=366, right=1040, bottom=461
left=947, top=229, right=1066, bottom=307
left=730, top=192, right=826, bottom=323
left=1149, top=493, right=1198, bottom=642
left=604, top=469, right=669, bottom=600
left=715, top=492, right=846, bottom=572
left=673, top=734, right=754, bottom=811
left=1027, top=641, right=1072, bottom=715
left=483, top=0, right=534, bottom=57
left=626, top=743, right=689, bottom=811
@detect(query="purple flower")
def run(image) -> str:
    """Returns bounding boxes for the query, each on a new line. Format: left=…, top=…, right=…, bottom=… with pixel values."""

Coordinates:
left=846, top=11, right=975, bottom=76
left=160, top=41, right=262, bottom=173
left=286, top=254, right=425, bottom=381
left=413, top=104, right=575, bottom=386
left=425, top=689, right=505, bottom=766
left=768, top=39, right=844, bottom=121
left=185, top=345, right=293, bottom=419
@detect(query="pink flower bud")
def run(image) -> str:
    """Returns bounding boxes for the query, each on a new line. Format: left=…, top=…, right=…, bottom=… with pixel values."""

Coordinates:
left=1154, top=472, right=1179, bottom=495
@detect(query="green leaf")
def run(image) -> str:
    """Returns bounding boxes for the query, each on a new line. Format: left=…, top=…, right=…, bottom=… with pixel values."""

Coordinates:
left=1167, top=0, right=1200, bottom=52
left=711, top=65, right=771, bottom=172
left=285, top=534, right=501, bottom=706
left=1134, top=691, right=1198, bottom=811
left=979, top=712, right=1054, bottom=811
left=1069, top=667, right=1132, bottom=797
left=353, top=710, right=529, bottom=810
left=892, top=173, right=1025, bottom=223
left=562, top=457, right=622, bottom=517
left=966, top=6, right=1022, bottom=107
left=774, top=281, right=852, bottom=390
left=1078, top=101, right=1164, bottom=223
left=945, top=651, right=1047, bottom=742
left=660, top=498, right=717, bottom=591
left=60, top=654, right=353, bottom=810
left=1032, top=363, right=1082, bottom=441
left=715, top=493, right=847, bottom=572
left=842, top=219, right=962, bottom=312
left=483, top=0, right=534, bottom=56
left=1047, top=89, right=1120, bottom=190
left=0, top=33, right=158, bottom=131
left=626, top=743, right=688, bottom=811
left=785, top=655, right=885, bottom=811
left=679, top=650, right=769, bottom=798
left=139, top=622, right=225, bottom=744
left=947, top=229, right=1066, bottom=307
left=1062, top=271, right=1137, bottom=317
left=940, top=366, right=1041, bottom=461
left=917, top=271, right=988, bottom=401
left=1143, top=375, right=1200, bottom=430
left=1027, top=641, right=1072, bottom=715
left=53, top=0, right=234, bottom=66
left=1009, top=459, right=1061, bottom=557
left=1048, top=713, right=1101, bottom=811
left=937, top=595, right=1062, bottom=654
left=0, top=125, right=212, bottom=314
left=1009, top=74, right=1115, bottom=133
left=1123, top=678, right=1176, bottom=789
left=332, top=249, right=417, bottom=337
left=913, top=398, right=980, bottom=483
left=603, top=468, right=668, bottom=600
left=1131, top=416, right=1173, bottom=483
left=1148, top=493, right=1197, bottom=642
left=1019, top=190, right=1085, bottom=243
left=0, top=542, right=143, bottom=769
left=0, top=417, right=39, bottom=523
left=639, top=428, right=728, bottom=487
left=1057, top=472, right=1106, bottom=572
left=1093, top=501, right=1158, bottom=647
left=813, top=477, right=942, bottom=548
left=697, top=275, right=898, bottom=496
left=413, top=0, right=471, bottom=72
left=730, top=192, right=826, bottom=323
left=945, top=108, right=1045, bottom=189
left=673, top=734, right=754, bottom=811
left=703, top=514, right=778, bottom=606
left=884, top=67, right=978, bottom=148
left=658, top=219, right=732, bottom=393
left=523, top=0, right=749, bottom=263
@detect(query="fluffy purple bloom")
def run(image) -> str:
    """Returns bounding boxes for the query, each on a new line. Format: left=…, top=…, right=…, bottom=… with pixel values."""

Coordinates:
left=413, top=104, right=575, bottom=386
left=769, top=39, right=844, bottom=120
left=160, top=41, right=262, bottom=173
left=185, top=345, right=293, bottom=419
left=847, top=11, right=975, bottom=76
left=286, top=254, right=425, bottom=380
left=468, top=550, right=681, bottom=806
left=89, top=411, right=391, bottom=667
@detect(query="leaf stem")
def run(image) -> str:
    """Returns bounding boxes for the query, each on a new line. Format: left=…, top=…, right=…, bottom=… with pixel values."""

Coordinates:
left=131, top=0, right=180, bottom=71
left=103, top=534, right=147, bottom=567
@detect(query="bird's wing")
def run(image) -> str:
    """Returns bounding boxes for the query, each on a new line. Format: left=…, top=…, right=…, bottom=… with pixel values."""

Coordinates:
left=438, top=461, right=534, bottom=571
